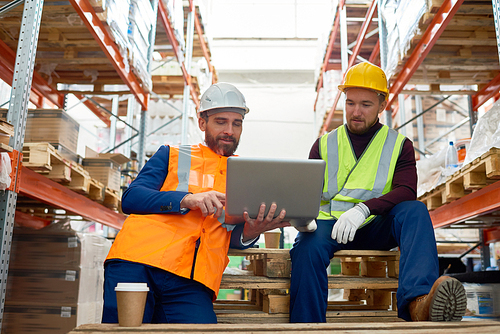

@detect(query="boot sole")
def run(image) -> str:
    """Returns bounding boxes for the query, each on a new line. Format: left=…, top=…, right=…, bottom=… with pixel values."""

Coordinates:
left=429, top=277, right=467, bottom=321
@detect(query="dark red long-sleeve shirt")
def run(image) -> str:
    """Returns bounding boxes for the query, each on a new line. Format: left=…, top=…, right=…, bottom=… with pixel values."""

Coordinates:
left=309, top=121, right=417, bottom=216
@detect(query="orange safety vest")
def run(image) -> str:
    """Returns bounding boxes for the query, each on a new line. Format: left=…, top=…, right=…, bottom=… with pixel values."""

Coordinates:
left=106, top=144, right=232, bottom=296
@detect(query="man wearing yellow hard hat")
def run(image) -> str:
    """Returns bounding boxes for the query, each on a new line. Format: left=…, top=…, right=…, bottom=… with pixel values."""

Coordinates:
left=289, top=62, right=467, bottom=323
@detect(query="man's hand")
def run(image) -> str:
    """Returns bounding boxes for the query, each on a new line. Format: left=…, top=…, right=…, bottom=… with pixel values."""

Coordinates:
left=180, top=191, right=225, bottom=218
left=242, top=203, right=291, bottom=242
left=295, top=220, right=317, bottom=233
left=331, top=203, right=370, bottom=244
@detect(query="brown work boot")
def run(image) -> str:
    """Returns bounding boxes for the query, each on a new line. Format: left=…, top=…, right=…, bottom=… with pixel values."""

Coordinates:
left=409, top=276, right=467, bottom=321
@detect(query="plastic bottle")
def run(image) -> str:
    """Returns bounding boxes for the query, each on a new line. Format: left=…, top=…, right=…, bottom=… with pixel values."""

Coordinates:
left=445, top=141, right=459, bottom=174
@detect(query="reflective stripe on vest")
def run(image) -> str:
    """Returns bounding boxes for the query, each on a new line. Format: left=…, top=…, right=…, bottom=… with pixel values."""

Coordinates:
left=176, top=145, right=192, bottom=192
left=176, top=145, right=235, bottom=232
left=318, top=125, right=405, bottom=225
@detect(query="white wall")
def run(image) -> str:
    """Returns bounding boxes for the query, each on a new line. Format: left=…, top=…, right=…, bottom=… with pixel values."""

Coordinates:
left=232, top=81, right=317, bottom=159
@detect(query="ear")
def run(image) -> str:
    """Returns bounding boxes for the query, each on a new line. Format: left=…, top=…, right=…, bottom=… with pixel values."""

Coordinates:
left=378, top=100, right=387, bottom=114
left=198, top=116, right=207, bottom=131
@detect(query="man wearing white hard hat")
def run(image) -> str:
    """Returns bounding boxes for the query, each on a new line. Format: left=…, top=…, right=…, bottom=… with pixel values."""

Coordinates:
left=102, top=83, right=290, bottom=324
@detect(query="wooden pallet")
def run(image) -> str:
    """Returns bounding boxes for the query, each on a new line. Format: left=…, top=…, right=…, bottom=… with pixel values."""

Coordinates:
left=0, top=119, right=14, bottom=151
left=22, top=142, right=99, bottom=196
left=214, top=300, right=401, bottom=323
left=102, top=188, right=120, bottom=210
left=222, top=249, right=399, bottom=320
left=419, top=147, right=500, bottom=210
left=87, top=178, right=105, bottom=202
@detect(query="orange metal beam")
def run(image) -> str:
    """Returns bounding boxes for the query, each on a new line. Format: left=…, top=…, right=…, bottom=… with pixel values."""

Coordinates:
left=73, top=93, right=111, bottom=127
left=483, top=227, right=500, bottom=245
left=320, top=0, right=376, bottom=135
left=191, top=0, right=215, bottom=84
left=430, top=180, right=500, bottom=230
left=471, top=71, right=500, bottom=111
left=158, top=0, right=199, bottom=108
left=386, top=0, right=464, bottom=114
left=0, top=39, right=64, bottom=108
left=347, top=0, right=377, bottom=69
left=368, top=39, right=380, bottom=64
left=19, top=166, right=125, bottom=230
left=69, top=0, right=149, bottom=110
left=15, top=210, right=51, bottom=229
left=314, top=8, right=341, bottom=111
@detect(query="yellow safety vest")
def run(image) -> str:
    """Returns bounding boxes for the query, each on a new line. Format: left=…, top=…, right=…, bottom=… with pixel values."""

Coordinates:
left=317, top=125, right=405, bottom=227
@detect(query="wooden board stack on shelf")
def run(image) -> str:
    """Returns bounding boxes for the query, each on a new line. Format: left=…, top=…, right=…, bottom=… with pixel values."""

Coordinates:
left=0, top=118, right=14, bottom=152
left=418, top=147, right=500, bottom=210
left=384, top=0, right=498, bottom=89
left=21, top=142, right=120, bottom=210
left=216, top=248, right=400, bottom=324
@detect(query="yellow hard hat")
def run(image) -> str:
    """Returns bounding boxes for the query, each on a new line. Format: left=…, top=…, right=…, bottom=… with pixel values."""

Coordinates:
left=338, top=62, right=388, bottom=100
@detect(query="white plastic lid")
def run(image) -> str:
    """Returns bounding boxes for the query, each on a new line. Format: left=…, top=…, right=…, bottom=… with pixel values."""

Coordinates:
left=115, top=283, right=149, bottom=292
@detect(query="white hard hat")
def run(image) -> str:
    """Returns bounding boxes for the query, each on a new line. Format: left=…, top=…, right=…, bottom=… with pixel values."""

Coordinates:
left=198, top=82, right=249, bottom=117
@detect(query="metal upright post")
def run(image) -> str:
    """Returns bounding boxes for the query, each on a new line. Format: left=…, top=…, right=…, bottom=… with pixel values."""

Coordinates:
left=136, top=0, right=158, bottom=169
left=377, top=1, right=388, bottom=72
left=124, top=96, right=136, bottom=158
left=480, top=229, right=491, bottom=270
left=415, top=95, right=426, bottom=153
left=398, top=94, right=406, bottom=136
left=137, top=109, right=147, bottom=171
left=109, top=95, right=119, bottom=152
left=0, top=0, right=44, bottom=327
left=181, top=2, right=195, bottom=144
left=467, top=95, right=477, bottom=135
left=493, top=0, right=500, bottom=64
left=340, top=4, right=348, bottom=124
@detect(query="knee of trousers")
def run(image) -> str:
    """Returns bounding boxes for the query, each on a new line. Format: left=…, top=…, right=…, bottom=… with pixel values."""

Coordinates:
left=392, top=201, right=430, bottom=223
left=290, top=235, right=331, bottom=268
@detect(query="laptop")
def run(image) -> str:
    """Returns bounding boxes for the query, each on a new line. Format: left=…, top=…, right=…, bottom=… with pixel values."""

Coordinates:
left=225, top=157, right=326, bottom=227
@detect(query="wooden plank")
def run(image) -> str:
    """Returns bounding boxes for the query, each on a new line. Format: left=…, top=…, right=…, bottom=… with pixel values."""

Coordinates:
left=0, top=119, right=14, bottom=136
left=69, top=320, right=500, bottom=332
left=220, top=275, right=398, bottom=290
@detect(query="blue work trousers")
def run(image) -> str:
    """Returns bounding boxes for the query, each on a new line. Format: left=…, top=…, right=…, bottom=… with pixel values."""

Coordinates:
left=102, top=260, right=217, bottom=324
left=289, top=201, right=439, bottom=322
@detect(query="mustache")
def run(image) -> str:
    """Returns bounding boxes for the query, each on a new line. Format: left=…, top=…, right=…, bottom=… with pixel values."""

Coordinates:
left=217, top=135, right=235, bottom=142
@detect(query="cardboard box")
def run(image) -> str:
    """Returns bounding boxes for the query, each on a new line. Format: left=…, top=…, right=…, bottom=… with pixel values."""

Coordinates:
left=6, top=268, right=80, bottom=303
left=5, top=223, right=112, bottom=331
left=3, top=302, right=78, bottom=334
left=24, top=109, right=80, bottom=153
left=83, top=149, right=130, bottom=192
left=9, top=227, right=81, bottom=269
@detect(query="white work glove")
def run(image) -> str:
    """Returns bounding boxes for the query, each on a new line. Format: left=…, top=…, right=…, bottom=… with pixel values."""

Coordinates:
left=331, top=203, right=370, bottom=244
left=294, top=220, right=317, bottom=233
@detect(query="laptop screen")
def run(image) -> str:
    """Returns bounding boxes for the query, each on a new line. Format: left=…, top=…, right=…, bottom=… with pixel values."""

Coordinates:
left=225, top=157, right=325, bottom=227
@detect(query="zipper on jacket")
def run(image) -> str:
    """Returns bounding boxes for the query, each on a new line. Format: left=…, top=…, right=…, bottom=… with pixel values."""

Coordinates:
left=190, top=238, right=201, bottom=279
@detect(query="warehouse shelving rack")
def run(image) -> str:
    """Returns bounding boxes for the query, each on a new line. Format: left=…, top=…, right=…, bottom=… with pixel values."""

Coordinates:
left=315, top=0, right=500, bottom=266
left=0, top=0, right=216, bottom=327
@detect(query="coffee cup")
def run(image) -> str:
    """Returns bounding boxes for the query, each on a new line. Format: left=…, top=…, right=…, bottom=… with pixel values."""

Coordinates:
left=114, top=282, right=149, bottom=327
left=264, top=229, right=281, bottom=248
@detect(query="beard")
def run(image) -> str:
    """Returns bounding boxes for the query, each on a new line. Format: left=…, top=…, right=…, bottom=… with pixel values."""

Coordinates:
left=205, top=131, right=240, bottom=157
